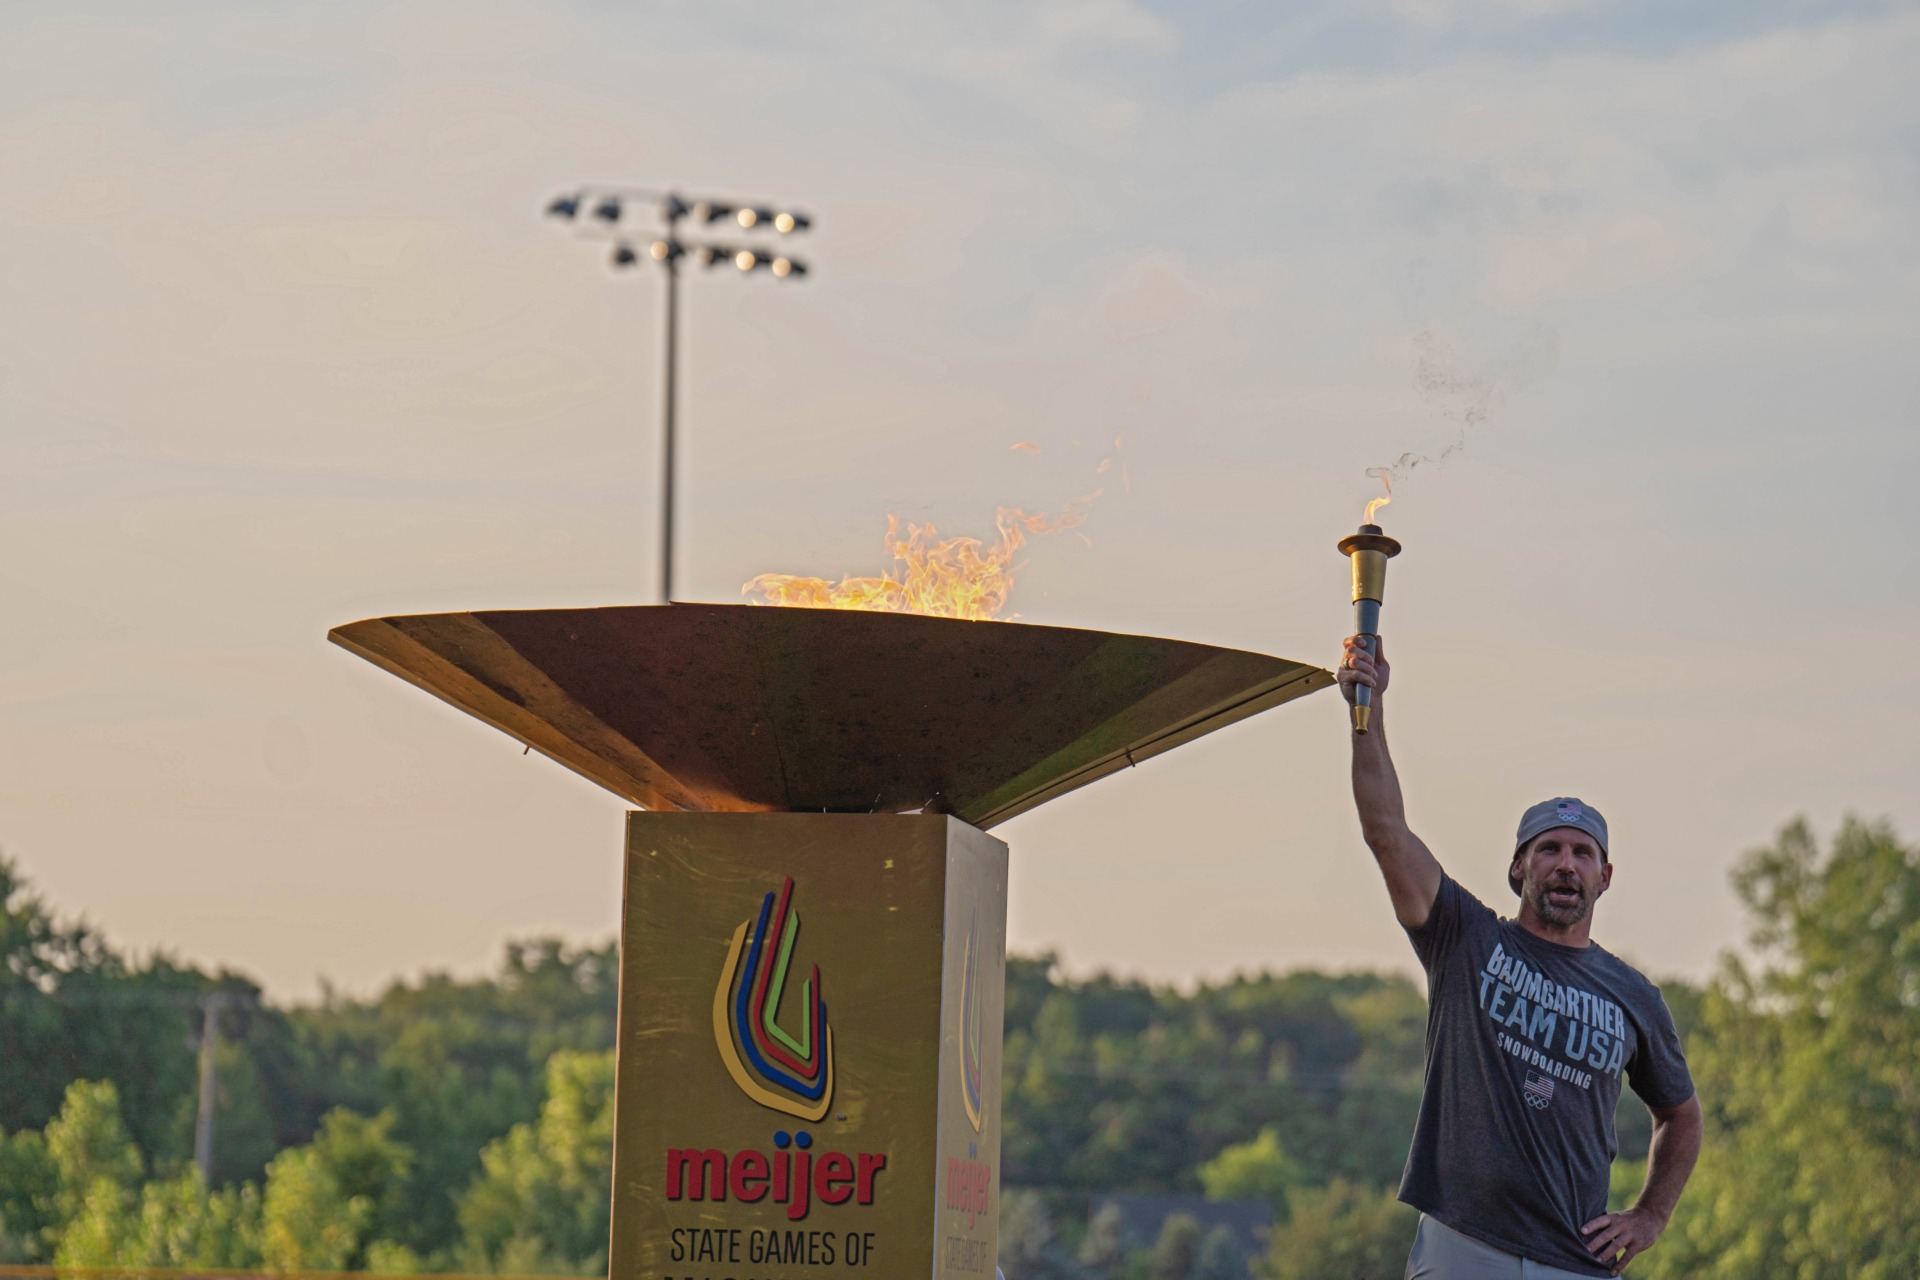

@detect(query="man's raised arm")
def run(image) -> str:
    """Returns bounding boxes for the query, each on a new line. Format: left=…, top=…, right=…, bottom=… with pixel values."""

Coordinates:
left=1339, top=636, right=1443, bottom=929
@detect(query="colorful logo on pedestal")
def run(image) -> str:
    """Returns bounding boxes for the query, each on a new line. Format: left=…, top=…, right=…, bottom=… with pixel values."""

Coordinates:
left=959, top=909, right=985, bottom=1131
left=713, top=876, right=835, bottom=1121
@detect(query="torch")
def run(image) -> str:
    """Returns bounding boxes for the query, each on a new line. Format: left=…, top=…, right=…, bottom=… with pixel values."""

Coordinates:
left=1337, top=522, right=1403, bottom=734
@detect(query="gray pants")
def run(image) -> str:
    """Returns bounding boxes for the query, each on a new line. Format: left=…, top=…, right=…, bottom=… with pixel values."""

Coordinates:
left=1405, top=1215, right=1602, bottom=1280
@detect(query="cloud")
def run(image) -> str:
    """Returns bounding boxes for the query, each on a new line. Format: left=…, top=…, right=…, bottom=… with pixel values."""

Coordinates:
left=1181, top=11, right=1920, bottom=333
left=1482, top=211, right=1706, bottom=307
left=1383, top=0, right=1606, bottom=27
left=1096, top=257, right=1206, bottom=341
left=1028, top=0, right=1180, bottom=55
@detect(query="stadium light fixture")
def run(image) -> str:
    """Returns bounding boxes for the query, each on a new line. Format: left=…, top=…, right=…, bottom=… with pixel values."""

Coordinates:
left=543, top=185, right=815, bottom=603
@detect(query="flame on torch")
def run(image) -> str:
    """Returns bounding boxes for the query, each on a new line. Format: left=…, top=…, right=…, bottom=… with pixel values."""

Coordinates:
left=1363, top=469, right=1393, bottom=524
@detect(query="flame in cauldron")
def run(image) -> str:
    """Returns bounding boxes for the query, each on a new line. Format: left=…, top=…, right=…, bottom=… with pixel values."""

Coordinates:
left=744, top=499, right=1096, bottom=621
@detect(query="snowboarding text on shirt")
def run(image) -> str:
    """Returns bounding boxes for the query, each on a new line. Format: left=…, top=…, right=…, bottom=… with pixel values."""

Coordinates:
left=1476, top=942, right=1627, bottom=1092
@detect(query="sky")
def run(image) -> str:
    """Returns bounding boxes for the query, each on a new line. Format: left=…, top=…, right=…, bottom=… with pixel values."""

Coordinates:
left=3, top=0, right=1916, bottom=1001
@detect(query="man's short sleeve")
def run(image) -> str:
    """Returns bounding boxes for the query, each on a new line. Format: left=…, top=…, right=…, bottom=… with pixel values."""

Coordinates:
left=1403, top=873, right=1489, bottom=973
left=1626, top=984, right=1695, bottom=1111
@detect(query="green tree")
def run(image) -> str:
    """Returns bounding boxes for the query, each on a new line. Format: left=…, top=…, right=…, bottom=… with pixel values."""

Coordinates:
left=253, top=1105, right=414, bottom=1273
left=1633, top=819, right=1920, bottom=1280
left=41, top=1080, right=262, bottom=1271
left=1150, top=1213, right=1202, bottom=1280
left=43, top=1080, right=142, bottom=1229
left=1190, top=1226, right=1247, bottom=1280
left=1001, top=964, right=1425, bottom=1199
left=61, top=1168, right=263, bottom=1270
left=0, top=856, right=257, bottom=1174
left=1257, top=1178, right=1414, bottom=1280
left=4, top=849, right=625, bottom=1264
left=258, top=1142, right=372, bottom=1273
left=1080, top=1202, right=1130, bottom=1274
left=0, top=1127, right=57, bottom=1261
left=455, top=1050, right=616, bottom=1274
left=300, top=1109, right=413, bottom=1260
left=0, top=858, right=119, bottom=1135
left=999, top=1189, right=1090, bottom=1280
left=1197, top=1128, right=1305, bottom=1217
left=293, top=938, right=619, bottom=1255
left=123, top=1171, right=263, bottom=1269
left=1321, top=982, right=1427, bottom=1187
left=53, top=1176, right=134, bottom=1269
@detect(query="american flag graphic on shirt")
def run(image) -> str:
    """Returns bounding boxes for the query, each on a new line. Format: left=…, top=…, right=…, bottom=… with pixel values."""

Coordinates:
left=1524, top=1070, right=1556, bottom=1109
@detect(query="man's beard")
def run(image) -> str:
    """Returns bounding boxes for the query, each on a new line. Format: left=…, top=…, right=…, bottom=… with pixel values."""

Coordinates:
left=1529, top=877, right=1592, bottom=927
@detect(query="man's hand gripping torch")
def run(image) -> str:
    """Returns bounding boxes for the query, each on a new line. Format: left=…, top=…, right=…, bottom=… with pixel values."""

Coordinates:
left=1337, top=523, right=1403, bottom=734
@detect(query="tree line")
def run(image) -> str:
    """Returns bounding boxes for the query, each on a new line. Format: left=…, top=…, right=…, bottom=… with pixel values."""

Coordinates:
left=2, top=816, right=1914, bottom=1278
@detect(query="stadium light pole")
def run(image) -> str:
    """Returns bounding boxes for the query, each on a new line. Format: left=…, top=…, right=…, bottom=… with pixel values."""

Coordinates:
left=545, top=187, right=813, bottom=602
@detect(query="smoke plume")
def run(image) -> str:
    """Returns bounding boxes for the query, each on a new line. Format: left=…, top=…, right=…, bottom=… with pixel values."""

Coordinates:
left=1365, top=325, right=1554, bottom=493
left=1368, top=330, right=1496, bottom=486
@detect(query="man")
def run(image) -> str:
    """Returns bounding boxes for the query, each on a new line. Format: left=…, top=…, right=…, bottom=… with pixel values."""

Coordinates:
left=1338, top=635, right=1701, bottom=1278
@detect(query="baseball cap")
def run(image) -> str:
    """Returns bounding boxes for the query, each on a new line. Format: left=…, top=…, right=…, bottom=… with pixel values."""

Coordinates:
left=1509, top=797, right=1609, bottom=895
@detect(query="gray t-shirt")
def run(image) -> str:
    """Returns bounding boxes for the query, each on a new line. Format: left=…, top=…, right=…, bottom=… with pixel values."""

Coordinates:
left=1398, top=874, right=1694, bottom=1277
